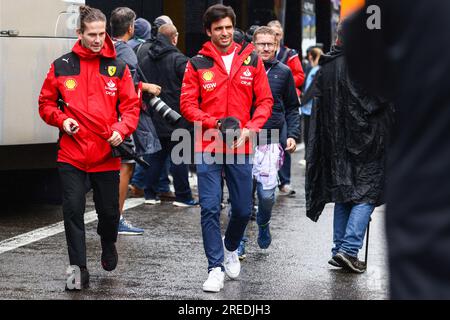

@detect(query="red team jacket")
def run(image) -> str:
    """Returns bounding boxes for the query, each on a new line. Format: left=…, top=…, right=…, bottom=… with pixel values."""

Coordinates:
left=39, top=36, right=140, bottom=172
left=277, top=46, right=305, bottom=97
left=180, top=41, right=273, bottom=154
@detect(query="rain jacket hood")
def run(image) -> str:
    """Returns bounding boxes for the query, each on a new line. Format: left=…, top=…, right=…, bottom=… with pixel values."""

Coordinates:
left=148, top=33, right=178, bottom=60
left=72, top=34, right=116, bottom=60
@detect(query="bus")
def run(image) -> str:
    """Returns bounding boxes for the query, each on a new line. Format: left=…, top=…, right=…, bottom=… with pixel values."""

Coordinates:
left=0, top=0, right=84, bottom=201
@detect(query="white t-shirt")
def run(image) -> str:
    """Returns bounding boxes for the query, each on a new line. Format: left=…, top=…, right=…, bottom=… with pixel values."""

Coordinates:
left=221, top=50, right=235, bottom=75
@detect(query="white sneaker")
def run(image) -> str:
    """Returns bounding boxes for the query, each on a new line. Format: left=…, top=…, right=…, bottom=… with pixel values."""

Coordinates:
left=223, top=239, right=241, bottom=279
left=144, top=199, right=161, bottom=205
left=202, top=267, right=224, bottom=293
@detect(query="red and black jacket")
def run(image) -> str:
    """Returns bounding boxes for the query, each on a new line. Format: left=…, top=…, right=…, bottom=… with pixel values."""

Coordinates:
left=277, top=46, right=305, bottom=97
left=180, top=41, right=273, bottom=154
left=39, top=36, right=140, bottom=172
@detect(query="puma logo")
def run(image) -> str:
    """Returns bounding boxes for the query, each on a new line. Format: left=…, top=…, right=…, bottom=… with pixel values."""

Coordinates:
left=62, top=58, right=70, bottom=64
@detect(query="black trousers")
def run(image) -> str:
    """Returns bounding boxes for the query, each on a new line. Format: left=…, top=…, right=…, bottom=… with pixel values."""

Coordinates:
left=58, top=163, right=120, bottom=267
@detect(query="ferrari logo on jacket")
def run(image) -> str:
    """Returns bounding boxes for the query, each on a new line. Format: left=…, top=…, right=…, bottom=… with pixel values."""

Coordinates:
left=108, top=66, right=117, bottom=77
left=244, top=56, right=251, bottom=65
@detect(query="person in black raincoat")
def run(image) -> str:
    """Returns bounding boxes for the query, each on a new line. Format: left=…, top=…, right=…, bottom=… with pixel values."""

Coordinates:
left=305, top=22, right=393, bottom=273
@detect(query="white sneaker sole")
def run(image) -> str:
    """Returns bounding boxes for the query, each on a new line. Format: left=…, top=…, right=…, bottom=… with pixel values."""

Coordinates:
left=202, top=282, right=224, bottom=293
left=224, top=266, right=240, bottom=279
left=144, top=200, right=161, bottom=205
left=118, top=231, right=144, bottom=235
left=173, top=201, right=198, bottom=207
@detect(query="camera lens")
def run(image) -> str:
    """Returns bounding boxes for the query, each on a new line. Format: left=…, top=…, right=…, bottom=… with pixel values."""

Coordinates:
left=149, top=96, right=181, bottom=125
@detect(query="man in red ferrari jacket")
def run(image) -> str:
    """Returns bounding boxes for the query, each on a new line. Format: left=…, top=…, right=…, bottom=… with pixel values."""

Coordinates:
left=180, top=4, right=273, bottom=293
left=38, top=5, right=140, bottom=290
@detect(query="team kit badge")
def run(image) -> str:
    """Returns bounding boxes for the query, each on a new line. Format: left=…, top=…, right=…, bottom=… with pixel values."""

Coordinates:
left=108, top=66, right=117, bottom=77
left=64, top=79, right=77, bottom=90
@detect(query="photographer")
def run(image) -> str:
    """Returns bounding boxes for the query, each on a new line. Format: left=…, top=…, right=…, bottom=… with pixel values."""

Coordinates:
left=110, top=7, right=162, bottom=234
left=138, top=23, right=197, bottom=207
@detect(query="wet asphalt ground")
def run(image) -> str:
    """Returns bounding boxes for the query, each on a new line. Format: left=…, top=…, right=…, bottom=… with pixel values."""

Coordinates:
left=0, top=150, right=389, bottom=300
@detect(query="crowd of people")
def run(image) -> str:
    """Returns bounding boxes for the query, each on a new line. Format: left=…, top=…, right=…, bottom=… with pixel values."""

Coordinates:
left=38, top=3, right=393, bottom=295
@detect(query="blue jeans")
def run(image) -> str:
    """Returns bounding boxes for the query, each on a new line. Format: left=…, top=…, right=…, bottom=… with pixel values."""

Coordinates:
left=278, top=122, right=291, bottom=186
left=130, top=158, right=170, bottom=193
left=256, top=182, right=276, bottom=226
left=156, top=157, right=171, bottom=193
left=196, top=153, right=253, bottom=271
left=144, top=138, right=192, bottom=202
left=332, top=202, right=375, bottom=257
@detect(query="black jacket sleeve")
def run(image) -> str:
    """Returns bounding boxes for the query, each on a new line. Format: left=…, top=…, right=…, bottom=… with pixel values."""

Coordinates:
left=283, top=69, right=301, bottom=139
left=175, top=53, right=189, bottom=83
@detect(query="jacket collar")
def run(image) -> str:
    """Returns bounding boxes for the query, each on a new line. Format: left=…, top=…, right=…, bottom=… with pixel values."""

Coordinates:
left=72, top=34, right=116, bottom=60
left=263, top=58, right=278, bottom=70
left=199, top=41, right=256, bottom=78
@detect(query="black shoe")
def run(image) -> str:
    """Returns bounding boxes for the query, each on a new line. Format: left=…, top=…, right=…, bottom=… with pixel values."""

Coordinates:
left=334, top=252, right=366, bottom=273
left=328, top=256, right=342, bottom=268
left=101, top=240, right=118, bottom=272
left=65, top=266, right=90, bottom=291
left=279, top=185, right=296, bottom=197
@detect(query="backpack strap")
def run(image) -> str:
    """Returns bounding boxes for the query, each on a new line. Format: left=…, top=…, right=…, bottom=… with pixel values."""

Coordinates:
left=135, top=41, right=153, bottom=63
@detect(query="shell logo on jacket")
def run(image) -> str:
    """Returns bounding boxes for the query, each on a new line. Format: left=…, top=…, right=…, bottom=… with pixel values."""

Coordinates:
left=64, top=79, right=77, bottom=90
left=201, top=70, right=217, bottom=92
left=202, top=71, right=215, bottom=81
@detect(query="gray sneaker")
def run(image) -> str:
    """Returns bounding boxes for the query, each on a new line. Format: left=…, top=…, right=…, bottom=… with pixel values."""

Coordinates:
left=328, top=256, right=342, bottom=267
left=334, top=252, right=366, bottom=273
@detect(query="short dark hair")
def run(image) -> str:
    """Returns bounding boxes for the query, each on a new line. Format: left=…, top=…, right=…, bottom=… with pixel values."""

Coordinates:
left=203, top=4, right=236, bottom=31
left=78, top=5, right=106, bottom=33
left=110, top=7, right=136, bottom=37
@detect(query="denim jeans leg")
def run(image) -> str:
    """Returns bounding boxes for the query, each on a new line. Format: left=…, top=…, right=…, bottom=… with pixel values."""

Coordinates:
left=333, top=203, right=351, bottom=256
left=157, top=156, right=171, bottom=193
left=256, top=182, right=276, bottom=226
left=196, top=153, right=224, bottom=271
left=143, top=149, right=167, bottom=200
left=170, top=161, right=193, bottom=202
left=340, top=203, right=375, bottom=257
left=224, top=156, right=253, bottom=252
left=130, top=163, right=145, bottom=189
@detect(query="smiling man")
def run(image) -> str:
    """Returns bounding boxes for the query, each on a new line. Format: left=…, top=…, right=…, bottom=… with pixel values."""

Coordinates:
left=39, top=5, right=140, bottom=290
left=180, top=4, right=273, bottom=293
